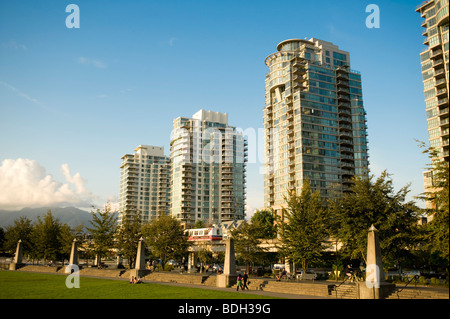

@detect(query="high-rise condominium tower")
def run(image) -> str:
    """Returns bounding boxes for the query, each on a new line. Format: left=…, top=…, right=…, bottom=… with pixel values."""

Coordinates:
left=263, top=38, right=369, bottom=217
left=416, top=0, right=449, bottom=202
left=119, top=145, right=170, bottom=224
left=170, top=109, right=247, bottom=228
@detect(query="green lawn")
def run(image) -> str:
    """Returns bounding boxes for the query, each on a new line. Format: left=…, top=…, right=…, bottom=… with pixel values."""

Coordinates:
left=0, top=271, right=279, bottom=299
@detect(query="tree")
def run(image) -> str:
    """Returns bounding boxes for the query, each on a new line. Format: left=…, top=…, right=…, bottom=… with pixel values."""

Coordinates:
left=58, top=224, right=84, bottom=262
left=115, top=211, right=143, bottom=269
left=279, top=179, right=330, bottom=274
left=86, top=204, right=117, bottom=267
left=417, top=142, right=449, bottom=268
left=3, top=216, right=33, bottom=257
left=141, top=213, right=188, bottom=268
left=250, top=208, right=277, bottom=239
left=30, top=210, right=63, bottom=262
left=231, top=221, right=268, bottom=272
left=330, top=171, right=420, bottom=267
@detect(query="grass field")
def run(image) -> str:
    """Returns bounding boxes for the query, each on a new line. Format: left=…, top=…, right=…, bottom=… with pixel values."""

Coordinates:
left=0, top=271, right=279, bottom=299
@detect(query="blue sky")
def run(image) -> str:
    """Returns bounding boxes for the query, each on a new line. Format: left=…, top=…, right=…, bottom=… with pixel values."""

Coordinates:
left=0, top=0, right=430, bottom=214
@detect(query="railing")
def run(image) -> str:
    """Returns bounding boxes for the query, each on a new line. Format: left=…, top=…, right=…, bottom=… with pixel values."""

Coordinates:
left=333, top=275, right=352, bottom=298
left=395, top=275, right=420, bottom=299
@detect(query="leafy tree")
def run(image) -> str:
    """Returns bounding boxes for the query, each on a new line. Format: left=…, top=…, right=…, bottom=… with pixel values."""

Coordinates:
left=115, top=211, right=143, bottom=269
left=3, top=216, right=33, bottom=256
left=0, top=227, right=5, bottom=251
left=250, top=209, right=277, bottom=239
left=194, top=220, right=205, bottom=229
left=417, top=142, right=449, bottom=269
left=58, top=224, right=84, bottom=262
left=86, top=204, right=117, bottom=267
left=330, top=171, right=420, bottom=267
left=141, top=213, right=188, bottom=268
left=231, top=221, right=268, bottom=272
left=30, top=210, right=63, bottom=262
left=279, top=179, right=330, bottom=273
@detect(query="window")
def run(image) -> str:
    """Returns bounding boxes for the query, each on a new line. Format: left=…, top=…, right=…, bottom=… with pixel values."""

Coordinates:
left=333, top=52, right=347, bottom=61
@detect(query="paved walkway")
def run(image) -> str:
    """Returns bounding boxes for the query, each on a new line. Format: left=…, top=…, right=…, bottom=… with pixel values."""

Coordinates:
left=137, top=278, right=329, bottom=299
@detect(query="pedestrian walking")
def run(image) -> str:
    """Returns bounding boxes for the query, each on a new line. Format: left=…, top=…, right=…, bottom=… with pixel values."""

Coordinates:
left=243, top=271, right=249, bottom=290
left=236, top=274, right=244, bottom=291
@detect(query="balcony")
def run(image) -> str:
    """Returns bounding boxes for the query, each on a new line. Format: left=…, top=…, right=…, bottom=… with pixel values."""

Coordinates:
left=437, top=98, right=448, bottom=106
left=431, top=49, right=443, bottom=57
left=434, top=68, right=445, bottom=78
left=435, top=78, right=447, bottom=88
left=437, top=88, right=447, bottom=97
left=339, top=115, right=352, bottom=124
left=336, top=72, right=349, bottom=80
left=338, top=101, right=351, bottom=108
left=340, top=131, right=353, bottom=138
left=337, top=79, right=349, bottom=87
left=433, top=59, right=444, bottom=67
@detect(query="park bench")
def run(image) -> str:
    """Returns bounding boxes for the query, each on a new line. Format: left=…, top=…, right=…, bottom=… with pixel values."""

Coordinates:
left=298, top=273, right=317, bottom=281
left=281, top=273, right=296, bottom=281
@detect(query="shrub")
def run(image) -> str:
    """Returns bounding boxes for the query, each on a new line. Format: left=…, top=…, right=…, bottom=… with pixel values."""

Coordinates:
left=419, top=276, right=428, bottom=285
left=164, top=264, right=174, bottom=272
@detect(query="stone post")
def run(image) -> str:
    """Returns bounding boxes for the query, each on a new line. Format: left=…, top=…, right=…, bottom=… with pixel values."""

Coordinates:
left=187, top=251, right=195, bottom=273
left=9, top=240, right=23, bottom=270
left=69, top=239, right=79, bottom=266
left=217, top=238, right=237, bottom=288
left=130, top=237, right=147, bottom=278
left=357, top=225, right=395, bottom=299
left=116, top=255, right=123, bottom=268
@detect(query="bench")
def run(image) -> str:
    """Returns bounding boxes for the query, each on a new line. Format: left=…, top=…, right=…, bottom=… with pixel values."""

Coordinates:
left=280, top=273, right=296, bottom=281
left=298, top=273, right=317, bottom=281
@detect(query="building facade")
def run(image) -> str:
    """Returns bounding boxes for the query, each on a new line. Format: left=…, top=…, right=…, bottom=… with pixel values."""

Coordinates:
left=416, top=0, right=449, bottom=208
left=170, top=109, right=247, bottom=228
left=263, top=38, right=369, bottom=217
left=119, top=145, right=170, bottom=224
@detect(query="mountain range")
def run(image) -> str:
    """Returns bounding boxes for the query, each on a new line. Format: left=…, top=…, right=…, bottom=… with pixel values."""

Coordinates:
left=0, top=206, right=102, bottom=229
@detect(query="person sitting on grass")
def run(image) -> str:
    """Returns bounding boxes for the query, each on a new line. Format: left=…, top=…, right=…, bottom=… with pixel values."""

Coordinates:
left=276, top=268, right=287, bottom=281
left=129, top=276, right=135, bottom=284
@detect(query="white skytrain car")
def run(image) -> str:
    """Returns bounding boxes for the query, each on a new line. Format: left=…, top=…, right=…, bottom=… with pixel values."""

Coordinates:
left=186, top=227, right=222, bottom=241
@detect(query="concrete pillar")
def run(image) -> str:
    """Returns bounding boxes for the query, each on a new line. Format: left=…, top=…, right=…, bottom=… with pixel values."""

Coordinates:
left=357, top=225, right=395, bottom=299
left=284, top=258, right=291, bottom=273
left=135, top=237, right=145, bottom=270
left=69, top=239, right=78, bottom=266
left=187, top=251, right=195, bottom=273
left=14, top=239, right=23, bottom=264
left=116, top=255, right=123, bottom=267
left=130, top=237, right=147, bottom=278
left=217, top=238, right=237, bottom=288
left=9, top=240, right=23, bottom=270
left=223, top=238, right=236, bottom=275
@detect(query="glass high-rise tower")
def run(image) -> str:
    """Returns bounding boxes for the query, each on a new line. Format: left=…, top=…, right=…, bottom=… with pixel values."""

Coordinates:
left=119, top=145, right=170, bottom=224
left=263, top=38, right=369, bottom=218
left=416, top=0, right=449, bottom=204
left=170, top=109, right=247, bottom=228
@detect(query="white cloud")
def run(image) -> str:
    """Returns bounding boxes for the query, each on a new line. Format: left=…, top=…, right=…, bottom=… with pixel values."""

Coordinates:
left=1, top=40, right=27, bottom=50
left=77, top=57, right=107, bottom=69
left=0, top=81, right=47, bottom=109
left=169, top=37, right=177, bottom=46
left=0, top=159, right=94, bottom=210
